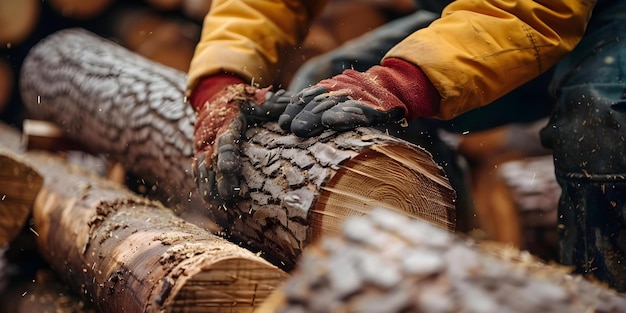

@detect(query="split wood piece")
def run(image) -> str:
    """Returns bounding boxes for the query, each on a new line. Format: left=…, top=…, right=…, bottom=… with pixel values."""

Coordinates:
left=0, top=150, right=42, bottom=247
left=19, top=28, right=456, bottom=270
left=260, top=208, right=626, bottom=313
left=22, top=119, right=127, bottom=185
left=0, top=141, right=288, bottom=312
left=47, top=0, right=114, bottom=19
left=0, top=58, right=13, bottom=114
left=22, top=119, right=86, bottom=152
left=0, top=269, right=97, bottom=313
left=0, top=0, right=40, bottom=45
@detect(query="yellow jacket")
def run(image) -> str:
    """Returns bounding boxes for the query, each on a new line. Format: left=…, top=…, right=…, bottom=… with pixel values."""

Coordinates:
left=187, top=0, right=596, bottom=120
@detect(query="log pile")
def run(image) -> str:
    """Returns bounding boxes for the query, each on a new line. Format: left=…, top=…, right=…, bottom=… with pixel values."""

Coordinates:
left=1, top=122, right=289, bottom=313
left=3, top=21, right=623, bottom=313
left=19, top=28, right=456, bottom=270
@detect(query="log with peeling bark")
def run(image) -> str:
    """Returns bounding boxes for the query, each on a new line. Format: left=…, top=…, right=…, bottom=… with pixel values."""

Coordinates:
left=0, top=122, right=288, bottom=313
left=259, top=208, right=626, bottom=313
left=19, top=28, right=456, bottom=269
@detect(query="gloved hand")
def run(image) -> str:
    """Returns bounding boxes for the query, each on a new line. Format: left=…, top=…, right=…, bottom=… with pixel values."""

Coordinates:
left=278, top=58, right=440, bottom=137
left=190, top=74, right=292, bottom=201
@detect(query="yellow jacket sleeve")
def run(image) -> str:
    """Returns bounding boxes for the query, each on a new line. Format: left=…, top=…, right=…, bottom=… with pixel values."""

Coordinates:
left=384, top=0, right=597, bottom=120
left=186, top=0, right=326, bottom=95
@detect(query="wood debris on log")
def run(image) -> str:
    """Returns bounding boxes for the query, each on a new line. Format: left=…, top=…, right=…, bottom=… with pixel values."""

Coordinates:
left=260, top=208, right=626, bottom=313
left=1, top=123, right=288, bottom=313
left=19, top=28, right=456, bottom=270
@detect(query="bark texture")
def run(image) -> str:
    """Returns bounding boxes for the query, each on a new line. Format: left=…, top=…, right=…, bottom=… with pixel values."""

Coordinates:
left=20, top=28, right=456, bottom=269
left=0, top=123, right=288, bottom=313
left=260, top=208, right=626, bottom=313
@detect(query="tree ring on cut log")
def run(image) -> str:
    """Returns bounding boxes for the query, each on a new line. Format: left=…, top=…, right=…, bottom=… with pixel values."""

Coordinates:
left=312, top=143, right=456, bottom=239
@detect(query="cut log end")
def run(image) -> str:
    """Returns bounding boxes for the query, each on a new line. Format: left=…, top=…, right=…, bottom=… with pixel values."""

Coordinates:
left=312, top=144, right=456, bottom=239
left=165, top=258, right=287, bottom=311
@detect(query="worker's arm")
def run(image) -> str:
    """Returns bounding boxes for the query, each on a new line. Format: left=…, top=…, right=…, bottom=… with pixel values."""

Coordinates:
left=186, top=0, right=326, bottom=95
left=279, top=0, right=597, bottom=136
left=187, top=0, right=325, bottom=201
left=385, top=0, right=596, bottom=119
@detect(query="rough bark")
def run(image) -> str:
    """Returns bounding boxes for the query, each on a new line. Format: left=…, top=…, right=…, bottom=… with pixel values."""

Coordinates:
left=259, top=208, right=626, bottom=313
left=0, top=123, right=288, bottom=313
left=19, top=28, right=456, bottom=270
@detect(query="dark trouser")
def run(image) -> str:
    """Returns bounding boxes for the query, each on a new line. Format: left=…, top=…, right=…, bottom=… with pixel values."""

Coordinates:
left=541, top=11, right=626, bottom=291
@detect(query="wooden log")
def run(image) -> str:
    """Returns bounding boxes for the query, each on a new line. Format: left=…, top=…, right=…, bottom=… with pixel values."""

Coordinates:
left=259, top=208, right=626, bottom=313
left=19, top=28, right=456, bottom=270
left=22, top=119, right=127, bottom=184
left=453, top=120, right=556, bottom=255
left=0, top=150, right=42, bottom=248
left=22, top=119, right=86, bottom=152
left=0, top=0, right=40, bottom=45
left=0, top=122, right=288, bottom=313
left=47, top=0, right=113, bottom=19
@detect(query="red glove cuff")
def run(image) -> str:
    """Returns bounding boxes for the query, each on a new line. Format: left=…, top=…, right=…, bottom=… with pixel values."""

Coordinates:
left=189, top=74, right=246, bottom=112
left=379, top=58, right=440, bottom=119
